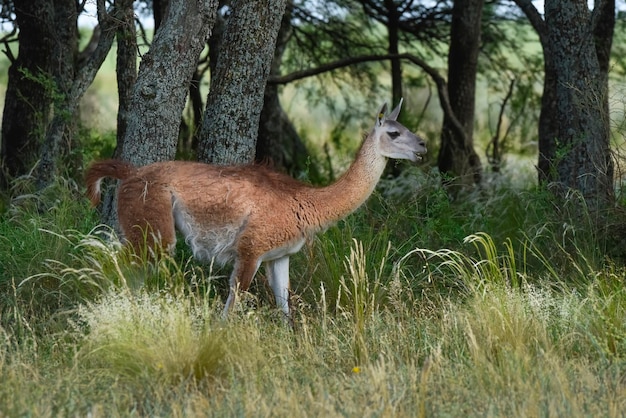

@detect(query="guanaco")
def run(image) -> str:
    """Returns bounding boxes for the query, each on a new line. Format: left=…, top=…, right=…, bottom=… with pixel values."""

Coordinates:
left=85, top=100, right=426, bottom=319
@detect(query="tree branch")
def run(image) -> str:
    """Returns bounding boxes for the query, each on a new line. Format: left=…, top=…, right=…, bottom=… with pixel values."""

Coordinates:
left=512, top=0, right=547, bottom=44
left=0, top=28, right=17, bottom=63
left=269, top=52, right=467, bottom=144
left=591, top=0, right=615, bottom=73
left=72, top=1, right=120, bottom=102
left=486, top=77, right=515, bottom=171
left=268, top=54, right=390, bottom=84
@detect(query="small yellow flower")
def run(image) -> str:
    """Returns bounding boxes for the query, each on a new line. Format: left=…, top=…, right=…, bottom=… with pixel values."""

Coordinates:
left=352, top=366, right=361, bottom=374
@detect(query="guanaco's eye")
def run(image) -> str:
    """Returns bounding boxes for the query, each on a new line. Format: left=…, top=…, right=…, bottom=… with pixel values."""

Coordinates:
left=388, top=131, right=400, bottom=139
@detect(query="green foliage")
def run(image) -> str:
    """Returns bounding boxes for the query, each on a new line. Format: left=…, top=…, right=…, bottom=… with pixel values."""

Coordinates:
left=1, top=177, right=97, bottom=281
left=77, top=127, right=117, bottom=163
left=18, top=67, right=64, bottom=105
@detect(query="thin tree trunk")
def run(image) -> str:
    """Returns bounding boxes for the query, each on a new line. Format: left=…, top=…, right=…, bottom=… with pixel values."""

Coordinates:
left=113, top=0, right=137, bottom=158
left=256, top=0, right=314, bottom=175
left=386, top=1, right=402, bottom=106
left=437, top=0, right=484, bottom=192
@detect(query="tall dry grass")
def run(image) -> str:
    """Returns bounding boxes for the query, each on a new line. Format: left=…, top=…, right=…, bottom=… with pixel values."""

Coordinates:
left=1, top=223, right=625, bottom=416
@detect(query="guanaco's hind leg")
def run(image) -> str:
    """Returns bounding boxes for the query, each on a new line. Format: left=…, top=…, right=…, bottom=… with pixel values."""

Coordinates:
left=117, top=179, right=177, bottom=257
left=222, top=257, right=262, bottom=318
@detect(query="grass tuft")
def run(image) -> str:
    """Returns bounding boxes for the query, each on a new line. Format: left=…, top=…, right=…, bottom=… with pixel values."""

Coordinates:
left=78, top=291, right=232, bottom=387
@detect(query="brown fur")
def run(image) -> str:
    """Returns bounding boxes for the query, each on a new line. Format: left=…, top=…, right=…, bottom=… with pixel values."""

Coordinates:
left=85, top=102, right=426, bottom=317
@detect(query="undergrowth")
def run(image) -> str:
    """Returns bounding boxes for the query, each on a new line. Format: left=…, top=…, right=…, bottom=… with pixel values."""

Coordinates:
left=0, top=170, right=625, bottom=417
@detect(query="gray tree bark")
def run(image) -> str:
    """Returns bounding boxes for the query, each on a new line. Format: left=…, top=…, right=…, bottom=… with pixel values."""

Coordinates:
left=113, top=0, right=137, bottom=158
left=256, top=1, right=314, bottom=175
left=198, top=0, right=288, bottom=165
left=515, top=0, right=614, bottom=211
left=35, top=0, right=120, bottom=188
left=118, top=0, right=218, bottom=166
left=99, top=0, right=218, bottom=228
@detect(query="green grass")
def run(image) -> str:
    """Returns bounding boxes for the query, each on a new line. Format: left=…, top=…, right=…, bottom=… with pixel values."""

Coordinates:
left=1, top=170, right=626, bottom=417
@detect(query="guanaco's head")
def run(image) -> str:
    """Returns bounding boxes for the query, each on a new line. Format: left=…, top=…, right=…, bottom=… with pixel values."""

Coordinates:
left=374, top=99, right=427, bottom=162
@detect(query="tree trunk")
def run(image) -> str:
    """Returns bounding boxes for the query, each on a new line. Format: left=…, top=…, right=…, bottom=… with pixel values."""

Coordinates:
left=198, top=0, right=287, bottom=165
left=437, top=0, right=483, bottom=192
left=117, top=0, right=218, bottom=166
left=35, top=0, right=119, bottom=188
left=536, top=45, right=559, bottom=184
left=256, top=0, right=314, bottom=175
left=99, top=0, right=217, bottom=228
left=0, top=0, right=61, bottom=188
left=516, top=0, right=614, bottom=212
left=34, top=0, right=78, bottom=187
left=543, top=0, right=614, bottom=210
left=386, top=1, right=402, bottom=107
left=113, top=0, right=138, bottom=158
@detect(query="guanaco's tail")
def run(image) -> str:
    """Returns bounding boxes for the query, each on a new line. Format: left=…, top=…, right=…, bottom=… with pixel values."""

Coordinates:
left=85, top=159, right=136, bottom=206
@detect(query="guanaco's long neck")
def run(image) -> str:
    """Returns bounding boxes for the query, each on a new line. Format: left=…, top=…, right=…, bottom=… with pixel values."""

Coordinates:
left=301, top=133, right=388, bottom=230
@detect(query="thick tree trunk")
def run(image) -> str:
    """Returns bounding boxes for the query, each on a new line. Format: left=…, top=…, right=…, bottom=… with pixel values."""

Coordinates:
left=516, top=0, right=614, bottom=212
left=117, top=0, right=218, bottom=166
left=100, top=0, right=218, bottom=228
left=437, top=0, right=483, bottom=192
left=542, top=0, right=614, bottom=210
left=35, top=0, right=118, bottom=188
left=0, top=0, right=60, bottom=188
left=198, top=0, right=287, bottom=165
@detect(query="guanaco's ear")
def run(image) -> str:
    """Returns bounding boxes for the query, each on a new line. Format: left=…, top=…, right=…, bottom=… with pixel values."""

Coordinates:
left=387, top=98, right=403, bottom=121
left=376, top=102, right=388, bottom=126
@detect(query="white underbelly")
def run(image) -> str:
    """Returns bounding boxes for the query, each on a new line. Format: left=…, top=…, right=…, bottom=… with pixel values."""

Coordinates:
left=171, top=195, right=306, bottom=265
left=260, top=238, right=305, bottom=262
left=172, top=205, right=244, bottom=265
